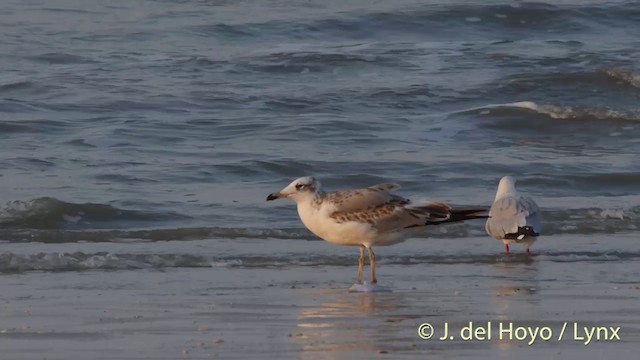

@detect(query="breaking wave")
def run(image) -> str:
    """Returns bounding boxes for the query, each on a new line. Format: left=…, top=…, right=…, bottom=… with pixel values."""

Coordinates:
left=605, top=69, right=640, bottom=89
left=0, top=197, right=187, bottom=229
left=0, top=206, right=638, bottom=243
left=466, top=101, right=640, bottom=123
left=1, top=250, right=639, bottom=274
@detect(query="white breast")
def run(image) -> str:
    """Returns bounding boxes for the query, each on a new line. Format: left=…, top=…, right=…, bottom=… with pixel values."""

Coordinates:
left=296, top=201, right=375, bottom=247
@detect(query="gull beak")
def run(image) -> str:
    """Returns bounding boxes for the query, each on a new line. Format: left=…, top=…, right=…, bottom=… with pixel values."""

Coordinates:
left=266, top=192, right=282, bottom=201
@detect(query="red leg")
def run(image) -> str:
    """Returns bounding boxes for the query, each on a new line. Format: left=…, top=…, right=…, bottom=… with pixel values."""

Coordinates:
left=505, top=244, right=510, bottom=254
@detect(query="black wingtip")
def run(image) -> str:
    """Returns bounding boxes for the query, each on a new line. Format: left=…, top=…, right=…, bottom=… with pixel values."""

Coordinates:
left=449, top=208, right=490, bottom=222
left=422, top=207, right=489, bottom=226
left=504, top=226, right=539, bottom=240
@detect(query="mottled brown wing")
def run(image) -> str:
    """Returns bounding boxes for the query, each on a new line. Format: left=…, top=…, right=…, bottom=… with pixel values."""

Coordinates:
left=324, top=183, right=408, bottom=213
left=330, top=201, right=453, bottom=233
left=416, top=202, right=452, bottom=223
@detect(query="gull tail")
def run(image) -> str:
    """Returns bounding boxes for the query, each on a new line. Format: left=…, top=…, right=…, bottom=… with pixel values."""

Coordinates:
left=418, top=202, right=489, bottom=225
left=448, top=208, right=490, bottom=223
left=504, top=225, right=540, bottom=240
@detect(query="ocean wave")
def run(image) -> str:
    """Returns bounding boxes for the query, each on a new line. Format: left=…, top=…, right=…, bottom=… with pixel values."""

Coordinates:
left=501, top=69, right=640, bottom=93
left=362, top=2, right=587, bottom=32
left=0, top=227, right=317, bottom=244
left=237, top=51, right=386, bottom=74
left=605, top=69, right=640, bottom=89
left=1, top=250, right=638, bottom=274
left=0, top=197, right=187, bottom=229
left=0, top=119, right=67, bottom=134
left=0, top=206, right=638, bottom=243
left=28, top=52, right=99, bottom=65
left=0, top=77, right=33, bottom=92
left=189, top=2, right=639, bottom=43
left=189, top=23, right=256, bottom=38
left=0, top=99, right=57, bottom=114
left=466, top=101, right=640, bottom=123
left=0, top=252, right=213, bottom=273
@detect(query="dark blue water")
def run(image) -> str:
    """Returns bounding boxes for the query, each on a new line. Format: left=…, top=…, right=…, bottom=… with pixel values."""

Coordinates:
left=1, top=0, right=639, bottom=272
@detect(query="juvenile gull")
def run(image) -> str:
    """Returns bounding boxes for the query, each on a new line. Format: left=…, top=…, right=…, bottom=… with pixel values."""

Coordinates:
left=485, top=176, right=541, bottom=254
left=267, top=176, right=487, bottom=285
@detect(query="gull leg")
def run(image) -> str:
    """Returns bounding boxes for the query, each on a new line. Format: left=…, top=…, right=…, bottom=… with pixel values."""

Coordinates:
left=368, top=247, right=377, bottom=284
left=357, top=245, right=365, bottom=284
left=526, top=247, right=531, bottom=254
left=505, top=243, right=510, bottom=254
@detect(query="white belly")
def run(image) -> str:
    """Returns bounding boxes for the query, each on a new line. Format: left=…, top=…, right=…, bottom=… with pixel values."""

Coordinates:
left=296, top=203, right=410, bottom=247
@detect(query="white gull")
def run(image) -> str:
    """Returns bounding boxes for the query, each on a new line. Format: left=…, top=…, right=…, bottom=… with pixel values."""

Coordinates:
left=267, top=176, right=487, bottom=285
left=485, top=176, right=541, bottom=254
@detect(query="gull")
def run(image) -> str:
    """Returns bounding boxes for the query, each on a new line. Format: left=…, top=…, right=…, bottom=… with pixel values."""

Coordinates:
left=485, top=176, right=541, bottom=254
left=266, top=176, right=487, bottom=285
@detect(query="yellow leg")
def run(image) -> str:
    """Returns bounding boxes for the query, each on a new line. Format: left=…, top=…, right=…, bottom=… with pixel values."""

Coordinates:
left=357, top=246, right=365, bottom=284
left=368, top=247, right=377, bottom=284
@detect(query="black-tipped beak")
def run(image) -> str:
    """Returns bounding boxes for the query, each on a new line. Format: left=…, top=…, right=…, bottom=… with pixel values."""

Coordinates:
left=266, top=193, right=280, bottom=201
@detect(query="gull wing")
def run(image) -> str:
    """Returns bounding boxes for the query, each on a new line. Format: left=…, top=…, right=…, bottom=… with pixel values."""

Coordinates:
left=330, top=201, right=455, bottom=233
left=485, top=195, right=540, bottom=239
left=324, top=183, right=409, bottom=213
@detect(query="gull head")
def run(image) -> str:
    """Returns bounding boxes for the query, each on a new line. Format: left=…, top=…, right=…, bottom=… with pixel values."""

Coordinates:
left=496, top=175, right=518, bottom=198
left=266, top=176, right=321, bottom=203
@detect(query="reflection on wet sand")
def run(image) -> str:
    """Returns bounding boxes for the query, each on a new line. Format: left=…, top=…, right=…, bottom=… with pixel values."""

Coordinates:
left=490, top=257, right=541, bottom=351
left=291, top=289, right=415, bottom=357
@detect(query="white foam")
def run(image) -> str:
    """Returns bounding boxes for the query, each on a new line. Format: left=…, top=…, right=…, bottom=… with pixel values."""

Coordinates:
left=508, top=101, right=540, bottom=110
left=348, top=282, right=391, bottom=293
left=606, top=69, right=640, bottom=88
left=451, top=101, right=541, bottom=116
left=600, top=209, right=625, bottom=220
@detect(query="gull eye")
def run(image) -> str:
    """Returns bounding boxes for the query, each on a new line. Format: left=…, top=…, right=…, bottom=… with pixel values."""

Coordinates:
left=295, top=183, right=306, bottom=190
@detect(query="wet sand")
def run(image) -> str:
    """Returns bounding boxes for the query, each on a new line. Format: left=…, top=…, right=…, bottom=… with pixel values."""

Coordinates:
left=1, top=234, right=639, bottom=359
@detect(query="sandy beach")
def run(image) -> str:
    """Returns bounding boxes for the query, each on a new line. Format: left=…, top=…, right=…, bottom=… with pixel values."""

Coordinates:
left=2, top=234, right=638, bottom=359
